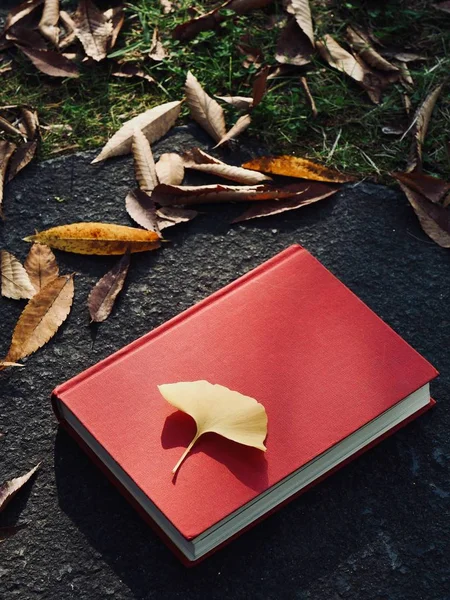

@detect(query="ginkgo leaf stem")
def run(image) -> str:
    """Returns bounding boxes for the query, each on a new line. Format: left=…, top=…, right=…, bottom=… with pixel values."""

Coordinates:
left=172, top=433, right=200, bottom=475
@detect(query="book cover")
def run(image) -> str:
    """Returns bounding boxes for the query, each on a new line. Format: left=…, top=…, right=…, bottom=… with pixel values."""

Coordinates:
left=52, top=245, right=438, bottom=559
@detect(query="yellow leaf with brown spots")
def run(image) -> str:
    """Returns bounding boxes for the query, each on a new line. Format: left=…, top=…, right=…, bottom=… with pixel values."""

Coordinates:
left=242, top=155, right=353, bottom=183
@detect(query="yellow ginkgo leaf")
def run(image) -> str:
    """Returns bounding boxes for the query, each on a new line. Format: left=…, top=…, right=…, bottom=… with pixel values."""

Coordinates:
left=158, top=380, right=268, bottom=475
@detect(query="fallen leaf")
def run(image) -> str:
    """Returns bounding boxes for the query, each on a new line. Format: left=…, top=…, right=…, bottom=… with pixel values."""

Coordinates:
left=396, top=180, right=450, bottom=248
left=0, top=524, right=27, bottom=543
left=0, top=464, right=40, bottom=512
left=0, top=361, right=24, bottom=368
left=156, top=206, right=198, bottom=230
left=252, top=65, right=269, bottom=108
left=132, top=129, right=158, bottom=193
left=92, top=100, right=181, bottom=163
left=111, top=63, right=155, bottom=83
left=300, top=76, right=317, bottom=117
left=88, top=251, right=130, bottom=323
left=433, top=1, right=450, bottom=13
left=183, top=147, right=271, bottom=184
left=346, top=26, right=399, bottom=73
left=3, top=0, right=44, bottom=32
left=397, top=61, right=413, bottom=88
left=392, top=172, right=450, bottom=205
left=58, top=10, right=77, bottom=49
left=407, top=85, right=442, bottom=173
left=148, top=28, right=166, bottom=61
left=105, top=5, right=124, bottom=50
left=284, top=0, right=314, bottom=46
left=160, top=0, right=174, bottom=14
left=275, top=18, right=313, bottom=66
left=155, top=153, right=185, bottom=185
left=388, top=52, right=427, bottom=63
left=0, top=140, right=16, bottom=216
left=1, top=250, right=36, bottom=299
left=215, top=114, right=251, bottom=147
left=152, top=182, right=313, bottom=206
left=0, top=115, right=24, bottom=140
left=185, top=71, right=226, bottom=143
left=6, top=25, right=47, bottom=50
left=233, top=181, right=338, bottom=221
left=125, top=189, right=160, bottom=233
left=7, top=140, right=38, bottom=183
left=242, top=155, right=352, bottom=182
left=24, top=243, right=59, bottom=292
left=73, top=0, right=113, bottom=61
left=24, top=222, right=161, bottom=255
left=216, top=95, right=253, bottom=111
left=16, top=46, right=79, bottom=77
left=158, top=380, right=267, bottom=474
left=21, top=107, right=39, bottom=140
left=39, top=0, right=60, bottom=46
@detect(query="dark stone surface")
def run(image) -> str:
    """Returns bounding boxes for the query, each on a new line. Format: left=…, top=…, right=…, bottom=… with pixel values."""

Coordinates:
left=0, top=125, right=449, bottom=600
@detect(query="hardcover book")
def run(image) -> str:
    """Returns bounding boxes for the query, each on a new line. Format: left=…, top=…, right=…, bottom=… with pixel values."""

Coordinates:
left=52, top=245, right=438, bottom=565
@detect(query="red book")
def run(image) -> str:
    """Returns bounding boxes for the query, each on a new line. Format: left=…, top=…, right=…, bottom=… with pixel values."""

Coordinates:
left=52, top=245, right=438, bottom=565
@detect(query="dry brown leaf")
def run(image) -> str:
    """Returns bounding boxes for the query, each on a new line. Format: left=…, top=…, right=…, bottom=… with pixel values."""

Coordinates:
left=155, top=153, right=185, bottom=185
left=148, top=28, right=167, bottom=61
left=125, top=189, right=160, bottom=233
left=58, top=10, right=77, bottom=49
left=24, top=243, right=59, bottom=292
left=0, top=140, right=16, bottom=216
left=111, top=64, right=155, bottom=83
left=21, top=107, right=39, bottom=140
left=275, top=18, right=313, bottom=66
left=3, top=0, right=44, bottom=32
left=6, top=23, right=47, bottom=50
left=216, top=95, right=253, bottom=111
left=152, top=182, right=312, bottom=206
left=0, top=464, right=40, bottom=512
left=92, top=100, right=181, bottom=163
left=0, top=115, right=24, bottom=138
left=252, top=65, right=269, bottom=108
left=392, top=171, right=450, bottom=205
left=7, top=140, right=38, bottom=183
left=105, top=5, right=124, bottom=50
left=346, top=26, right=398, bottom=72
left=233, top=181, right=338, bottom=221
left=407, top=85, right=442, bottom=173
left=215, top=114, right=251, bottom=148
left=88, top=251, right=130, bottom=323
left=396, top=180, right=450, bottom=248
left=242, top=155, right=352, bottom=182
left=156, top=206, right=198, bottom=230
left=4, top=275, right=74, bottom=364
left=24, top=222, right=161, bottom=255
left=185, top=71, right=226, bottom=143
left=132, top=129, right=158, bottom=193
left=17, top=46, right=79, bottom=78
left=73, top=0, right=113, bottom=61
left=159, top=380, right=267, bottom=474
left=39, top=0, right=60, bottom=46
left=1, top=250, right=36, bottom=300
left=284, top=0, right=314, bottom=46
left=0, top=524, right=27, bottom=543
left=183, top=147, right=271, bottom=184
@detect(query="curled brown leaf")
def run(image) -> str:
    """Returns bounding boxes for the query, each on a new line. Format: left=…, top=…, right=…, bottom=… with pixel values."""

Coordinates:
left=88, top=252, right=130, bottom=323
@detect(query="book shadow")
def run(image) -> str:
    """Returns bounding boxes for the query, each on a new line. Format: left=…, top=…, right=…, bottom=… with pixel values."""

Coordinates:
left=161, top=411, right=269, bottom=491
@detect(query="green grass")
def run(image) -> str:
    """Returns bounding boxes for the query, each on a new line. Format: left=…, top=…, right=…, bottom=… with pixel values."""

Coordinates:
left=1, top=0, right=449, bottom=180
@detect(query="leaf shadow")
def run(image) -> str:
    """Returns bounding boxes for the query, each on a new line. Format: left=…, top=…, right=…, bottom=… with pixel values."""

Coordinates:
left=161, top=410, right=269, bottom=492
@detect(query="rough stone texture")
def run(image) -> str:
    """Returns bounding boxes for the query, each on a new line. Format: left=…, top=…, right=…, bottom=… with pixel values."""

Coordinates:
left=0, top=126, right=449, bottom=600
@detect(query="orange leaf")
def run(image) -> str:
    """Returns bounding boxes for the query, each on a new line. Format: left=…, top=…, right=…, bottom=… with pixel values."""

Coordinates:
left=242, top=155, right=352, bottom=182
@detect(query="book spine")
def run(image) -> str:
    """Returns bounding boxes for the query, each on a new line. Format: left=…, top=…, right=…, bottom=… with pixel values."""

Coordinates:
left=53, top=245, right=306, bottom=397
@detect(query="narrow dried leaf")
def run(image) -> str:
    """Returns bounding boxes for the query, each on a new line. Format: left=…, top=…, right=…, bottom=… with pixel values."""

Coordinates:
left=1, top=250, right=35, bottom=299
left=215, top=114, right=251, bottom=148
left=0, top=361, right=24, bottom=368
left=132, top=129, right=158, bottom=193
left=3, top=0, right=44, bottom=32
left=0, top=140, right=16, bottom=216
left=275, top=18, right=313, bottom=66
left=159, top=381, right=267, bottom=474
left=388, top=52, right=427, bottom=63
left=73, top=0, right=113, bottom=61
left=39, top=0, right=60, bottom=46
left=398, top=61, right=413, bottom=88
left=6, top=24, right=47, bottom=50
left=156, top=206, right=198, bottom=230
left=155, top=153, right=185, bottom=185
left=185, top=71, right=226, bottom=143
left=317, top=34, right=366, bottom=82
left=407, top=85, right=442, bottom=173
left=183, top=147, right=271, bottom=184
left=0, top=464, right=40, bottom=512
left=0, top=115, right=24, bottom=138
left=58, top=10, right=76, bottom=49
left=105, top=5, right=124, bottom=50
left=24, top=222, right=161, bottom=255
left=24, top=243, right=59, bottom=292
left=252, top=65, right=269, bottom=108
left=17, top=46, right=79, bottom=78
left=0, top=524, right=27, bottom=543
left=300, top=76, right=317, bottom=117
left=152, top=182, right=312, bottom=206
left=92, top=100, right=181, bottom=163
left=242, top=155, right=352, bottom=182
left=88, top=252, right=130, bottom=323
left=346, top=26, right=399, bottom=72
left=125, top=189, right=159, bottom=233
left=148, top=28, right=167, bottom=61
left=216, top=95, right=253, bottom=111
left=7, top=140, right=38, bottom=183
left=285, top=0, right=314, bottom=46
left=21, top=107, right=39, bottom=140
left=392, top=171, right=450, bottom=205
left=111, top=64, right=155, bottom=83
left=397, top=180, right=450, bottom=247
left=233, top=181, right=338, bottom=221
